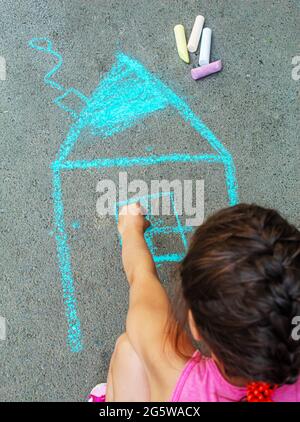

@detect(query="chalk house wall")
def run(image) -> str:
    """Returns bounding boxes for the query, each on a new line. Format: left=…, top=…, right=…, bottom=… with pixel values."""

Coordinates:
left=28, top=38, right=239, bottom=352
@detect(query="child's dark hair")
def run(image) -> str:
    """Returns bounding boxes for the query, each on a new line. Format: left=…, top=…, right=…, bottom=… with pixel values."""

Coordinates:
left=179, top=204, right=300, bottom=386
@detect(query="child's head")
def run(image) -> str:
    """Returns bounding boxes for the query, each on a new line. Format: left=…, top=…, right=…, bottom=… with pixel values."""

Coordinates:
left=180, top=204, right=300, bottom=385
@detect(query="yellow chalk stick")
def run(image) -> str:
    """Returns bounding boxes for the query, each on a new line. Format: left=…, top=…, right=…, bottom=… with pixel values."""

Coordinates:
left=174, top=24, right=189, bottom=64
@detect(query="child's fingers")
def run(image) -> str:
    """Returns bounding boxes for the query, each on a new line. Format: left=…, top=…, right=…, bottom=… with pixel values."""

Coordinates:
left=119, top=202, right=143, bottom=216
left=130, top=202, right=148, bottom=216
left=118, top=202, right=151, bottom=235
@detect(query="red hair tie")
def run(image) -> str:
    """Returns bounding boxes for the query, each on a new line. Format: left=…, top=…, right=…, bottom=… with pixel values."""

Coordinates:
left=246, top=382, right=277, bottom=402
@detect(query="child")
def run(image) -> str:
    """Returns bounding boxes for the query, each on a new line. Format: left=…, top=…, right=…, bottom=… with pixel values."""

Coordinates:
left=89, top=203, right=300, bottom=402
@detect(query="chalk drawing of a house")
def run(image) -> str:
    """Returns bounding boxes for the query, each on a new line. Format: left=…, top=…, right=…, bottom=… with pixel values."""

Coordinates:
left=29, top=38, right=238, bottom=352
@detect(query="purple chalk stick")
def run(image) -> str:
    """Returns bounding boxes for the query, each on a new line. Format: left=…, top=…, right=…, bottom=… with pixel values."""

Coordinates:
left=191, top=60, right=222, bottom=80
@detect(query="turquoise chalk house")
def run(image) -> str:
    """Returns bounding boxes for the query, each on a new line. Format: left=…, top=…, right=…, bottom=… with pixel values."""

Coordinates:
left=29, top=38, right=238, bottom=352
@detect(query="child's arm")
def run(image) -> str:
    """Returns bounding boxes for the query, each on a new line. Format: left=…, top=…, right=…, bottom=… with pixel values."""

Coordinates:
left=119, top=203, right=158, bottom=287
left=118, top=203, right=193, bottom=395
left=118, top=203, right=171, bottom=349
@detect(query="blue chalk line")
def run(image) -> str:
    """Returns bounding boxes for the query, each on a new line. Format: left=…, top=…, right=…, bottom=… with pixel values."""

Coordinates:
left=71, top=220, right=81, bottom=230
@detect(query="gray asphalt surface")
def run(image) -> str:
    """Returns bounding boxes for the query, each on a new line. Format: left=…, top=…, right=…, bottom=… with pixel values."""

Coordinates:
left=0, top=0, right=299, bottom=401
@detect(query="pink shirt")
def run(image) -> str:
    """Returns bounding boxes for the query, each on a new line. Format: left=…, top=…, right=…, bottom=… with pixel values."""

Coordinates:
left=171, top=351, right=300, bottom=402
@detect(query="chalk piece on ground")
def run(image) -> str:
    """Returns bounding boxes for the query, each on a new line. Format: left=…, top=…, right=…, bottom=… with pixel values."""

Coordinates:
left=187, top=15, right=205, bottom=53
left=174, top=24, right=190, bottom=63
left=191, top=60, right=222, bottom=80
left=199, top=27, right=212, bottom=66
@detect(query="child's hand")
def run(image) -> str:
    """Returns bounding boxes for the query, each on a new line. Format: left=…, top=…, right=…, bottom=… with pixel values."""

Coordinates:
left=118, top=202, right=150, bottom=237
